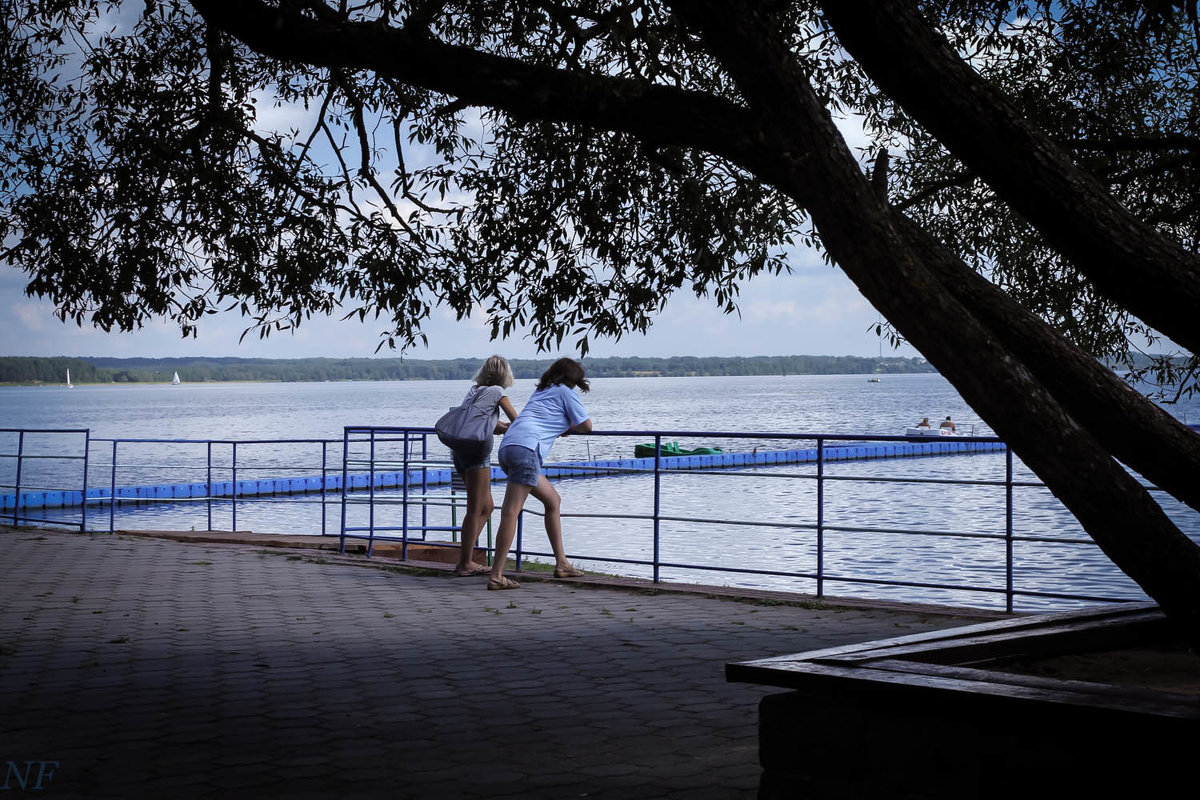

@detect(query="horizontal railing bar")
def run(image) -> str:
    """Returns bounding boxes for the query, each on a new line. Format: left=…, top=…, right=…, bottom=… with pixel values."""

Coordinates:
left=2, top=482, right=88, bottom=493
left=447, top=497, right=1111, bottom=546
left=344, top=425, right=1005, bottom=443
left=0, top=453, right=87, bottom=461
left=493, top=463, right=1014, bottom=489
left=500, top=544, right=1009, bottom=597
left=997, top=587, right=1143, bottom=604
left=89, top=437, right=342, bottom=445
left=79, top=494, right=346, bottom=506
left=819, top=473, right=1005, bottom=487
left=342, top=525, right=443, bottom=535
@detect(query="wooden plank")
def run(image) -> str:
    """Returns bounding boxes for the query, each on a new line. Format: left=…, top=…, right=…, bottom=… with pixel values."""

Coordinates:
left=727, top=657, right=1200, bottom=718
left=866, top=658, right=1200, bottom=717
left=729, top=604, right=1163, bottom=670
left=826, top=608, right=1169, bottom=666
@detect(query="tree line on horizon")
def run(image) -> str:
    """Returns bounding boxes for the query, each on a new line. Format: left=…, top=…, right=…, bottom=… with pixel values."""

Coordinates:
left=0, top=354, right=935, bottom=384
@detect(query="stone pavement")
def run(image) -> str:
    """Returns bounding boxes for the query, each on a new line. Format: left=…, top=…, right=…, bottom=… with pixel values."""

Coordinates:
left=0, top=528, right=979, bottom=799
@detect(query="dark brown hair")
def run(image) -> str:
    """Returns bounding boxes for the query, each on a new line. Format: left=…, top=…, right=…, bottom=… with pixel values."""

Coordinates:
left=536, top=358, right=589, bottom=393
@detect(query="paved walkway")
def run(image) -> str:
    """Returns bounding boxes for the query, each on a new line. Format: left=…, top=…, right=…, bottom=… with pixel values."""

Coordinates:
left=0, top=528, right=978, bottom=799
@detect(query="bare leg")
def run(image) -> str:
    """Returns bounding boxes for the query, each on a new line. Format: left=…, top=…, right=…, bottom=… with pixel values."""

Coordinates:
left=454, top=467, right=494, bottom=574
left=530, top=476, right=581, bottom=575
left=489, top=481, right=533, bottom=586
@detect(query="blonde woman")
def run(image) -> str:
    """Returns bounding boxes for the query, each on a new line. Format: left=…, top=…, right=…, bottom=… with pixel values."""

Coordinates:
left=449, top=356, right=518, bottom=576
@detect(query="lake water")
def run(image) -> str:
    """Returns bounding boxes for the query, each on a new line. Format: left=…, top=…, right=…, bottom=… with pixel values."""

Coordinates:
left=3, top=373, right=1198, bottom=612
left=1, top=372, right=1000, bottom=441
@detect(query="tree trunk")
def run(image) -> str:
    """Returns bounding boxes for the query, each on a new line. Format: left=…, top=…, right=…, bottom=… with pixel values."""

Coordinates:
left=676, top=0, right=1200, bottom=641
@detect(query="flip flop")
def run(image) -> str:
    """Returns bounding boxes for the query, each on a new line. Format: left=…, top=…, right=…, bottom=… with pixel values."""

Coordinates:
left=487, top=576, right=521, bottom=591
left=553, top=565, right=585, bottom=578
left=454, top=565, right=490, bottom=577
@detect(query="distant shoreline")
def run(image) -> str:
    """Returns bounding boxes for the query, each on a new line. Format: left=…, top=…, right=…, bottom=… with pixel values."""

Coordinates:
left=0, top=354, right=936, bottom=386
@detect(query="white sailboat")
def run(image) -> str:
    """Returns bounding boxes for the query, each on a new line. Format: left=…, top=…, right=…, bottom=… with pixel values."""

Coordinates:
left=172, top=371, right=181, bottom=386
left=66, top=369, right=74, bottom=388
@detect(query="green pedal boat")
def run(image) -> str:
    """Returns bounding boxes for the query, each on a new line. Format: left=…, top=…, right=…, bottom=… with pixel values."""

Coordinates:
left=634, top=441, right=724, bottom=459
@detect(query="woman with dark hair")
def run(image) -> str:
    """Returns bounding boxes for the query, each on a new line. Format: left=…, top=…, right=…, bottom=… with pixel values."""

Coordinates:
left=487, top=358, right=592, bottom=590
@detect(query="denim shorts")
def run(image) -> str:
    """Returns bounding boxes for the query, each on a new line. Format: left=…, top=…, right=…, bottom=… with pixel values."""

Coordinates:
left=497, top=445, right=542, bottom=487
left=451, top=447, right=491, bottom=477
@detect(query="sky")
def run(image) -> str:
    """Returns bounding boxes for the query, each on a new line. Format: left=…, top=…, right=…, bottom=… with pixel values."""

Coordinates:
left=0, top=253, right=915, bottom=361
left=0, top=5, right=921, bottom=364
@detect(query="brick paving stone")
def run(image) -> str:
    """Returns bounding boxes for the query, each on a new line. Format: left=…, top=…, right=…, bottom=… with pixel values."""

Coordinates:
left=0, top=527, right=981, bottom=798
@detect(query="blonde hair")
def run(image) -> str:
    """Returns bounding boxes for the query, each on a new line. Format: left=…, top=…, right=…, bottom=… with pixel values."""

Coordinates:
left=474, top=355, right=514, bottom=388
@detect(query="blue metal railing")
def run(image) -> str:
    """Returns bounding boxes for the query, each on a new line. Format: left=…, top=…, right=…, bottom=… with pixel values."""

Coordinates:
left=335, top=426, right=1186, bottom=614
left=1, top=428, right=91, bottom=531
left=5, top=425, right=1192, bottom=614
left=1, top=433, right=347, bottom=536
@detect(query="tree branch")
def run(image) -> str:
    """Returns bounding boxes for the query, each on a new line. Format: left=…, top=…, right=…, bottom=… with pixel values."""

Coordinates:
left=1061, top=134, right=1200, bottom=154
left=333, top=70, right=420, bottom=238
left=190, top=0, right=761, bottom=162
left=893, top=169, right=976, bottom=211
left=820, top=0, right=1200, bottom=355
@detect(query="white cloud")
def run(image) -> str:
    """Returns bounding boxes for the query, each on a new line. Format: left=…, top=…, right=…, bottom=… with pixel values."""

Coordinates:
left=743, top=299, right=797, bottom=322
left=11, top=302, right=48, bottom=331
left=810, top=284, right=875, bottom=324
left=250, top=93, right=319, bottom=136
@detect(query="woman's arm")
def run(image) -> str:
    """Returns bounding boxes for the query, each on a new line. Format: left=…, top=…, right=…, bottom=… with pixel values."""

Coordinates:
left=493, top=395, right=519, bottom=433
left=499, top=396, right=518, bottom=422
left=559, top=386, right=591, bottom=437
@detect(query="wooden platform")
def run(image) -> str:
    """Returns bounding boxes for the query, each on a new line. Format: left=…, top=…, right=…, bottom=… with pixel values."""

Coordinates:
left=729, top=604, right=1199, bottom=798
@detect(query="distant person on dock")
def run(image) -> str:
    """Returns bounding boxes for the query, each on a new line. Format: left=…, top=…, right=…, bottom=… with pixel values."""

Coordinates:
left=939, top=416, right=956, bottom=432
left=487, top=358, right=592, bottom=590
left=448, top=356, right=519, bottom=577
left=916, top=417, right=931, bottom=428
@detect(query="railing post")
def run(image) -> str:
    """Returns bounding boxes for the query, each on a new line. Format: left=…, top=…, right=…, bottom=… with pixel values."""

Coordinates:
left=109, top=439, right=118, bottom=534
left=515, top=508, right=524, bottom=572
left=320, top=441, right=328, bottom=537
left=816, top=436, right=825, bottom=598
left=339, top=429, right=351, bottom=554
left=1005, top=445, right=1015, bottom=614
left=231, top=441, right=238, bottom=532
left=206, top=441, right=213, bottom=532
left=80, top=431, right=90, bottom=533
left=13, top=430, right=24, bottom=527
left=420, top=431, right=429, bottom=541
left=369, top=429, right=379, bottom=558
left=398, top=429, right=407, bottom=560
left=653, top=433, right=662, bottom=583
